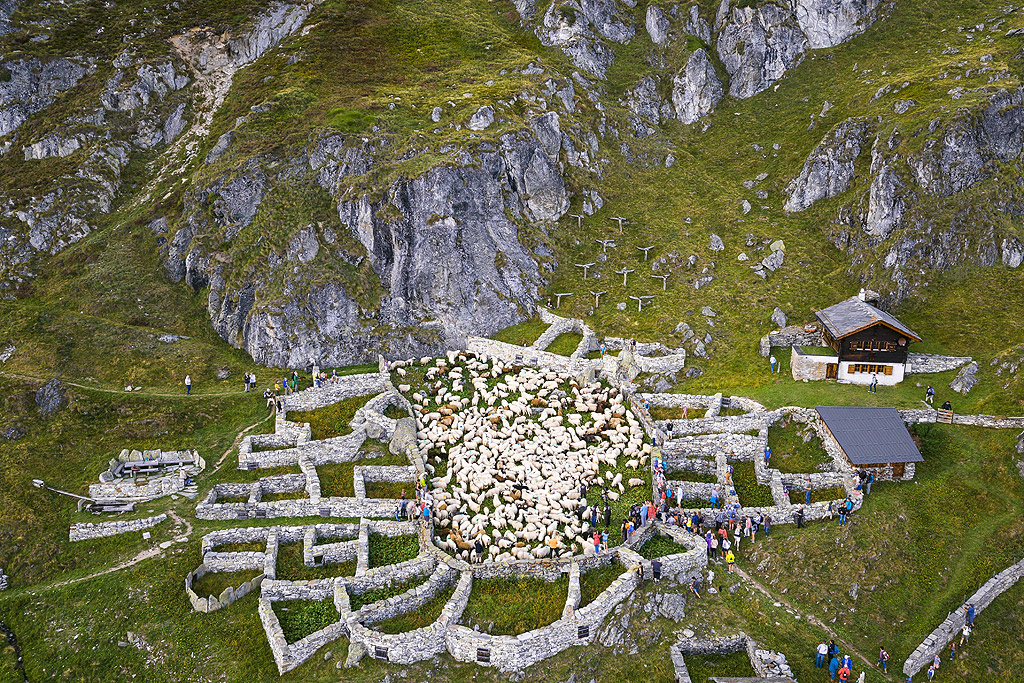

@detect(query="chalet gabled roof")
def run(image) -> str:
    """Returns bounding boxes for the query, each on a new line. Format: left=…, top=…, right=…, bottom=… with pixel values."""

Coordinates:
left=814, top=297, right=921, bottom=342
left=816, top=406, right=924, bottom=464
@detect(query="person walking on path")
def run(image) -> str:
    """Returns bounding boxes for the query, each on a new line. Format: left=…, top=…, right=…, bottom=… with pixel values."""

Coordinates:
left=869, top=373, right=878, bottom=393
left=926, top=385, right=935, bottom=404
left=184, top=375, right=192, bottom=395
left=770, top=354, right=778, bottom=373
left=877, top=647, right=889, bottom=673
left=816, top=642, right=829, bottom=668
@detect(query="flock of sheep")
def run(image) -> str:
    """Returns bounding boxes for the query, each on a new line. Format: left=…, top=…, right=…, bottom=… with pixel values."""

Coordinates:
left=392, top=351, right=652, bottom=563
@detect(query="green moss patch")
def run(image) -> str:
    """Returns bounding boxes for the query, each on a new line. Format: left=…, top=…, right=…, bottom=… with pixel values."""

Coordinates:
left=731, top=462, right=775, bottom=508
left=490, top=319, right=549, bottom=347
left=288, top=394, right=373, bottom=440
left=545, top=332, right=584, bottom=356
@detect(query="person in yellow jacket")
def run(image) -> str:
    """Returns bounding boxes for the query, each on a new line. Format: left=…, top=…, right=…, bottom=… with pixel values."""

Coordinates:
left=726, top=550, right=736, bottom=573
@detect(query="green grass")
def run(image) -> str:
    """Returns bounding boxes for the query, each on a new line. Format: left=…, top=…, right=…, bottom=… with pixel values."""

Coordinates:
left=742, top=424, right=1024, bottom=673
left=383, top=404, right=408, bottom=420
left=191, top=571, right=259, bottom=599
left=273, top=599, right=339, bottom=643
left=275, top=541, right=357, bottom=581
left=545, top=332, right=584, bottom=356
left=579, top=563, right=624, bottom=608
left=650, top=406, right=697, bottom=421
left=682, top=651, right=755, bottom=680
left=490, top=319, right=549, bottom=347
left=768, top=421, right=832, bottom=473
left=349, top=576, right=426, bottom=610
left=372, top=583, right=457, bottom=634
left=585, top=348, right=620, bottom=359
left=731, top=462, right=775, bottom=508
left=788, top=486, right=847, bottom=505
left=316, top=453, right=409, bottom=498
left=636, top=535, right=690, bottom=560
left=287, top=395, right=372, bottom=440
left=363, top=480, right=412, bottom=500
left=367, top=534, right=420, bottom=568
left=461, top=576, right=569, bottom=635
left=800, top=346, right=837, bottom=356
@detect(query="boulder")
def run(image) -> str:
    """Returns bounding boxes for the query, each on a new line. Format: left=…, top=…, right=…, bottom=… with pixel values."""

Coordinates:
left=390, top=417, right=418, bottom=455
left=35, top=378, right=66, bottom=417
left=949, top=361, right=979, bottom=395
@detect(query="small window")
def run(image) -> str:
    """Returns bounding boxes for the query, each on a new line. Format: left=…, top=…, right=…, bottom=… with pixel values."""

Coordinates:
left=884, top=366, right=893, bottom=375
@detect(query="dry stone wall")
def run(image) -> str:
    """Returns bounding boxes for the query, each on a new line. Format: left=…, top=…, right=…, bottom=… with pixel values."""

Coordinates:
left=69, top=513, right=167, bottom=541
left=281, top=373, right=392, bottom=413
left=907, top=353, right=973, bottom=374
left=904, top=556, right=1024, bottom=677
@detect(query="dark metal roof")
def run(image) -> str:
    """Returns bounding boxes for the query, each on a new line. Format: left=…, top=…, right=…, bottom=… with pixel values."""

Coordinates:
left=816, top=406, right=924, bottom=464
left=814, top=297, right=921, bottom=341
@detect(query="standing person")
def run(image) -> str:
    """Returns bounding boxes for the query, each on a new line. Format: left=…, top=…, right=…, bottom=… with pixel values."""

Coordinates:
left=926, top=385, right=935, bottom=404
left=709, top=533, right=719, bottom=561
left=865, top=471, right=874, bottom=495
left=770, top=354, right=778, bottom=373
left=949, top=641, right=958, bottom=660
left=927, top=664, right=935, bottom=681
left=604, top=502, right=612, bottom=528
left=763, top=513, right=771, bottom=538
left=726, top=549, right=736, bottom=573
left=816, top=642, right=829, bottom=668
left=869, top=373, right=878, bottom=393
left=651, top=558, right=662, bottom=583
left=878, top=647, right=889, bottom=673
left=710, top=488, right=719, bottom=510
left=837, top=662, right=851, bottom=682
left=840, top=498, right=849, bottom=525
left=733, top=522, right=742, bottom=550
left=764, top=445, right=771, bottom=467
left=960, top=622, right=971, bottom=646
left=964, top=602, right=976, bottom=626
left=796, top=506, right=805, bottom=529
left=805, top=476, right=813, bottom=505
left=942, top=399, right=952, bottom=411
left=184, top=375, right=192, bottom=395
left=932, top=653, right=941, bottom=673
left=828, top=656, right=840, bottom=681
left=601, top=528, right=608, bottom=550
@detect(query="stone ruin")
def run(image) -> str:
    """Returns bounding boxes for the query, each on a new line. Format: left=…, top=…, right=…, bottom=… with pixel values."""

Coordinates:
left=671, top=632, right=796, bottom=682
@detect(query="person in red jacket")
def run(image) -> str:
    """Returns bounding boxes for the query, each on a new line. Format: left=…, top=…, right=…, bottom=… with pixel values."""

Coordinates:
left=837, top=664, right=851, bottom=682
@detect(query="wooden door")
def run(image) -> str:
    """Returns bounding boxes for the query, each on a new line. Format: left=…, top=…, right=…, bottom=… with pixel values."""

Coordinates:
left=826, top=363, right=838, bottom=379
left=892, top=462, right=905, bottom=479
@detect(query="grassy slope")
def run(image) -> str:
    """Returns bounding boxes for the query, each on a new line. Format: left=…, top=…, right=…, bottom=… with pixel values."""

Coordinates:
left=0, top=0, right=1023, bottom=680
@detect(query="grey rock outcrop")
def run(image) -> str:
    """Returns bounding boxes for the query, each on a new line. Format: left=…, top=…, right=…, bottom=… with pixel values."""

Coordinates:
left=174, top=132, right=568, bottom=367
left=792, top=0, right=885, bottom=49
left=771, top=307, right=787, bottom=328
left=717, top=3, right=808, bottom=99
left=672, top=49, right=724, bottom=125
left=35, top=378, right=66, bottom=417
left=949, top=361, right=979, bottom=395
left=535, top=0, right=634, bottom=77
left=622, top=76, right=672, bottom=135
left=646, top=5, right=670, bottom=45
left=785, top=118, right=869, bottom=212
left=864, top=163, right=905, bottom=237
left=0, top=57, right=94, bottom=138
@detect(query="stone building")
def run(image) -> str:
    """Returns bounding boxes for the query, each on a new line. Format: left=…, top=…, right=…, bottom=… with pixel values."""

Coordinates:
left=816, top=406, right=922, bottom=481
